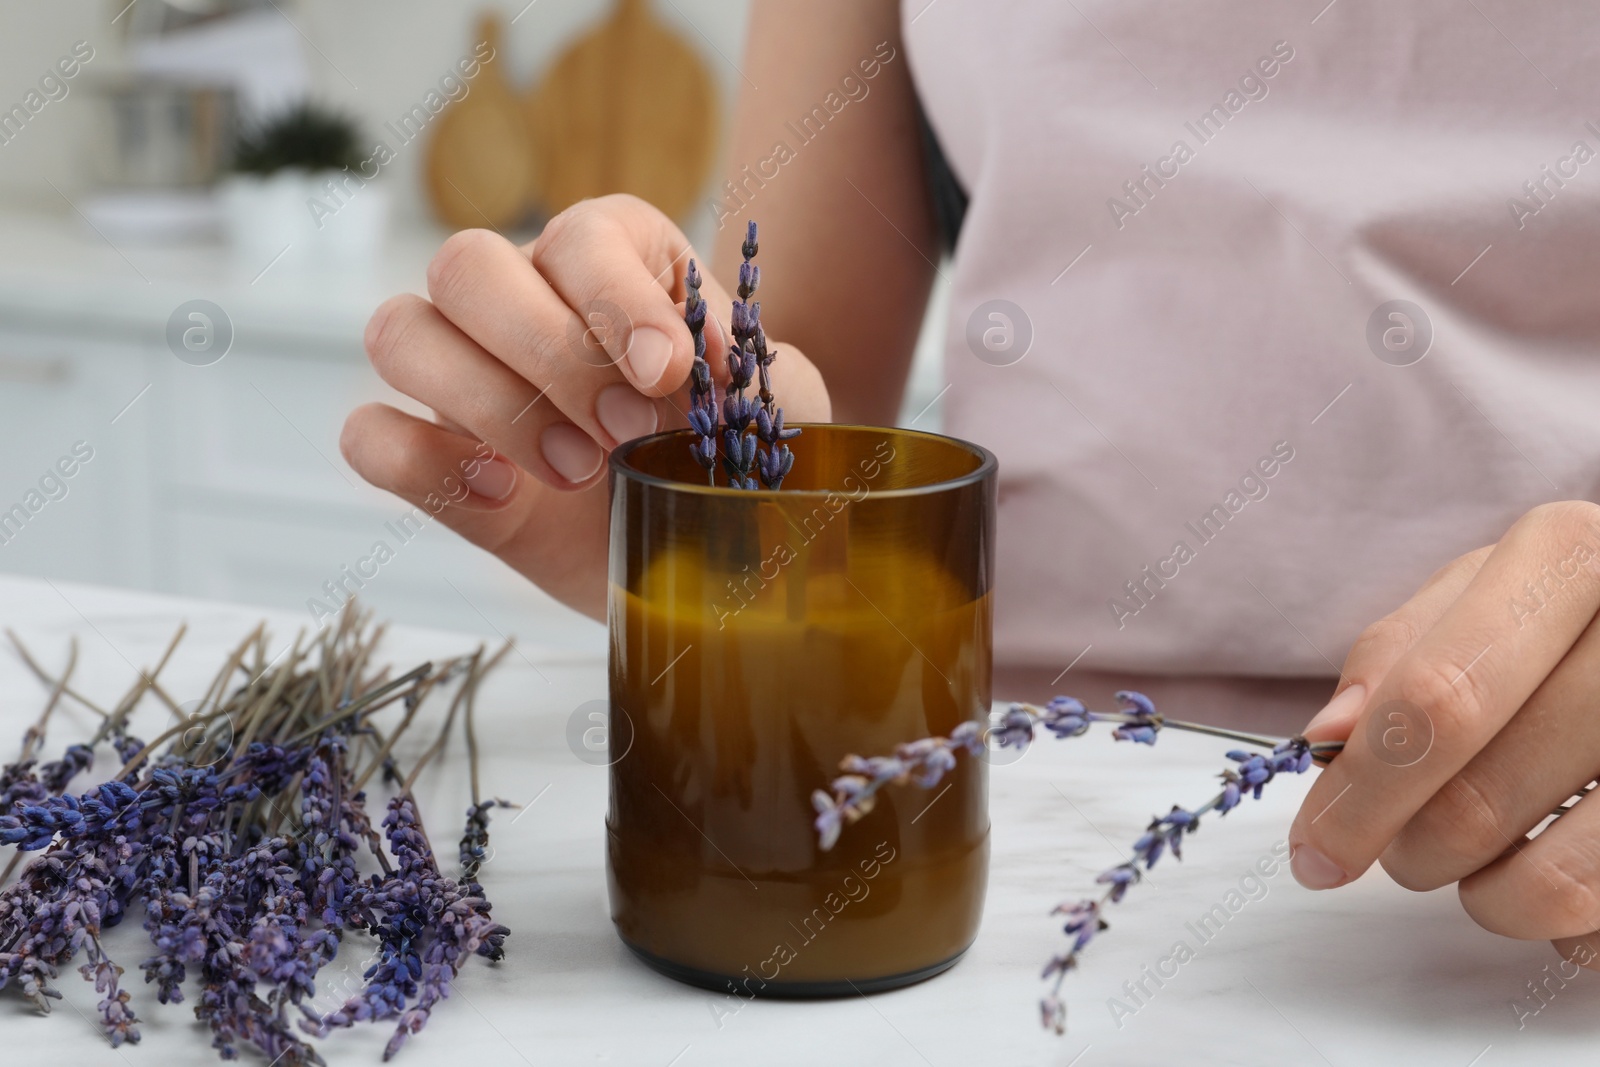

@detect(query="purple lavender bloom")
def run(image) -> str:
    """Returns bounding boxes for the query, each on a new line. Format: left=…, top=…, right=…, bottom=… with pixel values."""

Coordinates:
left=1109, top=689, right=1161, bottom=744
left=1095, top=864, right=1139, bottom=902
left=753, top=407, right=799, bottom=489
left=1276, top=739, right=1316, bottom=774
left=894, top=739, right=956, bottom=788
left=0, top=780, right=145, bottom=850
left=1159, top=807, right=1196, bottom=860
left=1227, top=751, right=1274, bottom=799
left=840, top=754, right=907, bottom=784
left=686, top=400, right=716, bottom=438
left=1039, top=696, right=1092, bottom=738
left=1115, top=690, right=1156, bottom=717
left=723, top=219, right=799, bottom=491
left=994, top=704, right=1036, bottom=749
left=1039, top=948, right=1077, bottom=978
left=721, top=426, right=758, bottom=489
left=113, top=734, right=145, bottom=766
left=683, top=259, right=719, bottom=478
left=725, top=344, right=757, bottom=393
left=39, top=744, right=93, bottom=794
left=0, top=760, right=46, bottom=816
left=754, top=406, right=801, bottom=444
left=756, top=443, right=794, bottom=489
left=1128, top=806, right=1198, bottom=869
left=1111, top=723, right=1159, bottom=745
left=139, top=834, right=198, bottom=1005
left=1053, top=899, right=1104, bottom=954
left=948, top=721, right=985, bottom=756
left=459, top=800, right=509, bottom=881
left=723, top=391, right=757, bottom=433
left=236, top=741, right=303, bottom=799
left=811, top=790, right=845, bottom=852
left=684, top=264, right=707, bottom=360
left=1131, top=829, right=1164, bottom=868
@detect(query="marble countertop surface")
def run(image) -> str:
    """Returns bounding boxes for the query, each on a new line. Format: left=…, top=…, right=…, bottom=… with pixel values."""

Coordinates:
left=0, top=574, right=1592, bottom=1066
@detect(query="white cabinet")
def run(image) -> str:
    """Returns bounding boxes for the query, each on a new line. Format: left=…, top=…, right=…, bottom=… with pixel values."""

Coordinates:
left=0, top=325, right=155, bottom=588
left=0, top=224, right=604, bottom=657
left=152, top=341, right=397, bottom=512
left=142, top=342, right=604, bottom=655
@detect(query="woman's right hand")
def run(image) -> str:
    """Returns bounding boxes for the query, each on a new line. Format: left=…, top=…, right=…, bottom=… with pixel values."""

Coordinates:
left=339, top=194, right=832, bottom=621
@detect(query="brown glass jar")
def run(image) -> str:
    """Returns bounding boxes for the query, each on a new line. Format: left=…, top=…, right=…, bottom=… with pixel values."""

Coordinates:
left=605, top=424, right=996, bottom=996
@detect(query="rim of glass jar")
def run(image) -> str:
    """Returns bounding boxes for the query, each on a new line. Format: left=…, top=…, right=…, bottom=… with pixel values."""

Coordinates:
left=608, top=424, right=998, bottom=500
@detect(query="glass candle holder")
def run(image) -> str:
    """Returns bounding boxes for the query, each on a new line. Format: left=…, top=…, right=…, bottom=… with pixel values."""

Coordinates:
left=605, top=424, right=996, bottom=996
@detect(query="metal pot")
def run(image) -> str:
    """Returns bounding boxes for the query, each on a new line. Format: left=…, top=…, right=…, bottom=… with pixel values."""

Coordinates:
left=88, top=75, right=237, bottom=188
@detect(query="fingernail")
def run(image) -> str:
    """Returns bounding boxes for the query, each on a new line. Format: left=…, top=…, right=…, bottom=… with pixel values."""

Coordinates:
left=540, top=424, right=604, bottom=484
left=464, top=457, right=517, bottom=500
left=625, top=326, right=673, bottom=389
left=1304, top=683, right=1365, bottom=736
left=1290, top=844, right=1348, bottom=890
left=595, top=384, right=658, bottom=446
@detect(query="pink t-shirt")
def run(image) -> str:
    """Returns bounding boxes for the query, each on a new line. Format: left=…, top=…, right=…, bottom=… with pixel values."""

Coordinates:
left=906, top=0, right=1600, bottom=685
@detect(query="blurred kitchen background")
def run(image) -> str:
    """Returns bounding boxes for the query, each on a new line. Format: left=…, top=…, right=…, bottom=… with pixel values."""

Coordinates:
left=0, top=0, right=947, bottom=653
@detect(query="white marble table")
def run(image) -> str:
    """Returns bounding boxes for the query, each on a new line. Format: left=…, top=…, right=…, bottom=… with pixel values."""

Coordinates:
left=0, top=575, right=1591, bottom=1066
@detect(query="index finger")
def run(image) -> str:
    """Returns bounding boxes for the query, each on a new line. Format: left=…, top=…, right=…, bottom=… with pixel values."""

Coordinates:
left=530, top=194, right=731, bottom=396
left=1288, top=502, right=1600, bottom=890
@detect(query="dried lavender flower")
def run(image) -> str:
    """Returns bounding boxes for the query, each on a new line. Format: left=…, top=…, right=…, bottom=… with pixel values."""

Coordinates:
left=730, top=220, right=801, bottom=490
left=458, top=799, right=511, bottom=881
left=678, top=222, right=799, bottom=490
left=813, top=691, right=1344, bottom=1036
left=684, top=259, right=719, bottom=482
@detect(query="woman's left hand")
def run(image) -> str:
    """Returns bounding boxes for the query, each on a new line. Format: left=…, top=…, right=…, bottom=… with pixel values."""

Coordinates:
left=1289, top=500, right=1600, bottom=970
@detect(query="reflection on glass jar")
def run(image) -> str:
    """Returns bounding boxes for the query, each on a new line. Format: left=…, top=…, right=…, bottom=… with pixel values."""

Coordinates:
left=606, top=424, right=996, bottom=995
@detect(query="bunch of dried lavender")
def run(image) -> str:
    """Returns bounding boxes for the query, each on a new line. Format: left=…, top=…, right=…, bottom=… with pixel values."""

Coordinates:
left=0, top=608, right=513, bottom=1063
left=681, top=220, right=801, bottom=490
left=811, top=691, right=1346, bottom=1035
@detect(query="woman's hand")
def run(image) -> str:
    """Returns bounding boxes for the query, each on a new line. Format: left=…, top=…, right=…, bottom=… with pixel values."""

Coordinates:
left=340, top=194, right=831, bottom=620
left=1289, top=500, right=1600, bottom=970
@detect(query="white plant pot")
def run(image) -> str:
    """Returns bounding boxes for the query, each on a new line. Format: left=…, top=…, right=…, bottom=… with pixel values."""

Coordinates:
left=221, top=168, right=388, bottom=274
left=311, top=175, right=389, bottom=268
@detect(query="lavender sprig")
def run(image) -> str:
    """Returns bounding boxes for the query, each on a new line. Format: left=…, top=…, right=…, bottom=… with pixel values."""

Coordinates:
left=1037, top=738, right=1321, bottom=1034
left=458, top=801, right=507, bottom=881
left=722, top=229, right=762, bottom=490
left=679, top=222, right=799, bottom=490
left=811, top=691, right=1345, bottom=1035
left=810, top=723, right=986, bottom=851
left=456, top=655, right=509, bottom=884
left=683, top=260, right=718, bottom=482
left=732, top=221, right=801, bottom=490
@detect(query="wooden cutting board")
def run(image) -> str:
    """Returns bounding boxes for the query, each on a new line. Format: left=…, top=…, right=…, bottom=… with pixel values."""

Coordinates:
left=425, top=13, right=536, bottom=230
left=524, top=0, right=717, bottom=222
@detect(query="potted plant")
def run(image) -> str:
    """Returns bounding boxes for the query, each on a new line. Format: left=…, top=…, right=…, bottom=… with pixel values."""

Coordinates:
left=220, top=101, right=387, bottom=271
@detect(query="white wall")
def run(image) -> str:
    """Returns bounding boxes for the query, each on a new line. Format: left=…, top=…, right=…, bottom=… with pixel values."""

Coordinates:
left=0, top=2, right=111, bottom=208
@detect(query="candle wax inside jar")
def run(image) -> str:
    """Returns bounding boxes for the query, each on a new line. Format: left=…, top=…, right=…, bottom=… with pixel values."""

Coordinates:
left=607, top=537, right=991, bottom=988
